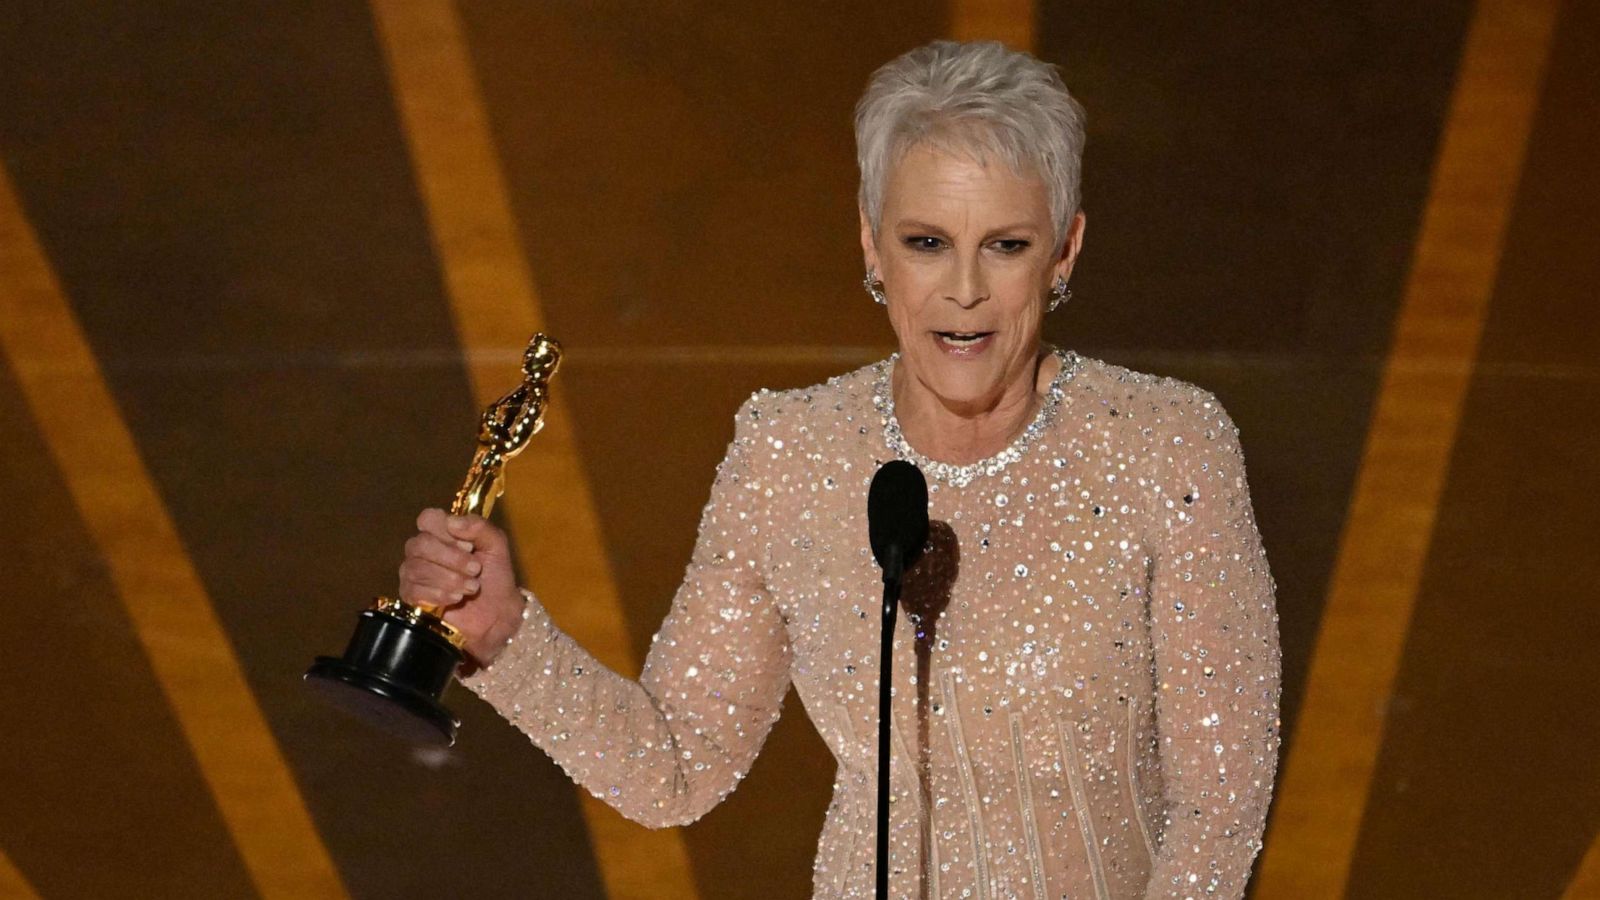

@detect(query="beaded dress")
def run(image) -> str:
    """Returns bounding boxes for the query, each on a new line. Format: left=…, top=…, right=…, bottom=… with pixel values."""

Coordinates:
left=462, top=347, right=1282, bottom=900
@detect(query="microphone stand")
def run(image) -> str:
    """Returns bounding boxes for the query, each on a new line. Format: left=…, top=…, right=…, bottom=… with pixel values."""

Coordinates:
left=867, top=458, right=926, bottom=899
left=877, top=545, right=903, bottom=900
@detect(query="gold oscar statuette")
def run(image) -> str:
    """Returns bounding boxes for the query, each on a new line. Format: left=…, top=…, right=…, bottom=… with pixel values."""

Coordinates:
left=304, top=333, right=562, bottom=745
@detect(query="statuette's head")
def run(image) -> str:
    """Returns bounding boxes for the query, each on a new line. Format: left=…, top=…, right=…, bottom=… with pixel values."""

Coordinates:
left=523, top=334, right=562, bottom=382
left=855, top=40, right=1087, bottom=415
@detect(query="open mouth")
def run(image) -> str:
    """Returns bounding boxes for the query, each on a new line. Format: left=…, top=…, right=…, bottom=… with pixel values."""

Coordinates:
left=935, top=330, right=995, bottom=347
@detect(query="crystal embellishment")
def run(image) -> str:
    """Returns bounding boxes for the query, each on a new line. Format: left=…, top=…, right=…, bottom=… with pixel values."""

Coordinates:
left=873, top=347, right=1081, bottom=488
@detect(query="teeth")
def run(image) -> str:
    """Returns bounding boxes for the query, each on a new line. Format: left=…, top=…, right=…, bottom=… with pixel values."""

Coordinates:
left=938, top=332, right=988, bottom=345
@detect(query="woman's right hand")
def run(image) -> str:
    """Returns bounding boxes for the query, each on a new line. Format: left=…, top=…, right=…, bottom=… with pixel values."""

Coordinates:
left=400, top=508, right=525, bottom=666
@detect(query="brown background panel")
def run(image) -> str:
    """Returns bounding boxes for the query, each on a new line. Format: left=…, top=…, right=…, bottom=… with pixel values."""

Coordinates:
left=1349, top=0, right=1600, bottom=894
left=0, top=359, right=257, bottom=898
left=0, top=3, right=604, bottom=898
left=1037, top=1, right=1475, bottom=750
left=456, top=0, right=923, bottom=355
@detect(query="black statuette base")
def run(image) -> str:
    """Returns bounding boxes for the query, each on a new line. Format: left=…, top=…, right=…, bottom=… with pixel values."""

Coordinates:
left=305, top=608, right=462, bottom=746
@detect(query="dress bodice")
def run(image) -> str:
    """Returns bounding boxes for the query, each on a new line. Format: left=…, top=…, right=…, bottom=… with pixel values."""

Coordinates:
left=463, top=350, right=1281, bottom=900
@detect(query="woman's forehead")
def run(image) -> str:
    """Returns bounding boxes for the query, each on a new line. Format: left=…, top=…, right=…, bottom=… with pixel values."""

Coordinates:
left=883, top=143, right=1050, bottom=224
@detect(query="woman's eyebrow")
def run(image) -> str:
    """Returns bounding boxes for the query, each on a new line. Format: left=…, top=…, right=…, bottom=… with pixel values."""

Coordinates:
left=893, top=220, right=1040, bottom=239
left=893, top=220, right=953, bottom=236
left=982, top=222, right=1039, bottom=237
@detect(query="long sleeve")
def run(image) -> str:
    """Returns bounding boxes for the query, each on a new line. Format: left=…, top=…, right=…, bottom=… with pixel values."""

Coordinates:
left=1142, top=388, right=1282, bottom=899
left=460, top=396, right=794, bottom=829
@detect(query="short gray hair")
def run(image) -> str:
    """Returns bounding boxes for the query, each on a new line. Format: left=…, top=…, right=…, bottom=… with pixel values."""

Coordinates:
left=854, top=40, right=1086, bottom=251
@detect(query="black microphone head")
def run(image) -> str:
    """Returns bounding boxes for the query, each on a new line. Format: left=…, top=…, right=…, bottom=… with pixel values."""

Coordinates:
left=868, top=460, right=929, bottom=577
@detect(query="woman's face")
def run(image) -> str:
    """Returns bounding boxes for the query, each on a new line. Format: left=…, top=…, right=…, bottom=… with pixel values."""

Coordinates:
left=862, top=143, right=1084, bottom=416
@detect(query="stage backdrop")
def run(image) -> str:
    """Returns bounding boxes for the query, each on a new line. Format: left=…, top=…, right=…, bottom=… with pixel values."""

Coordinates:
left=0, top=2, right=1596, bottom=898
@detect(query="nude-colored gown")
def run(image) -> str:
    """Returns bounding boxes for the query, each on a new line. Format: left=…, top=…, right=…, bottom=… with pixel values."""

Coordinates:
left=462, top=348, right=1282, bottom=899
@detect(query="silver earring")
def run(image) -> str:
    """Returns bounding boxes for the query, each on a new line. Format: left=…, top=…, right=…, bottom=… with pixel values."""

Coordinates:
left=1047, top=276, right=1072, bottom=312
left=863, top=269, right=887, bottom=306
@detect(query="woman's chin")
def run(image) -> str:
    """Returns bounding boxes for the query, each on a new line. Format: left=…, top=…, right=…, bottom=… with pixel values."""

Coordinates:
left=917, top=368, right=1006, bottom=413
left=900, top=337, right=1027, bottom=412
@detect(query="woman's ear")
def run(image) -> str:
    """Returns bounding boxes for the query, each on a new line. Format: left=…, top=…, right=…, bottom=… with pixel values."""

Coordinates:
left=859, top=206, right=881, bottom=273
left=1054, top=211, right=1087, bottom=283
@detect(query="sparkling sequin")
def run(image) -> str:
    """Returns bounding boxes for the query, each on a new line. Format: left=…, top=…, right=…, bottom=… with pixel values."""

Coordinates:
left=461, top=349, right=1282, bottom=899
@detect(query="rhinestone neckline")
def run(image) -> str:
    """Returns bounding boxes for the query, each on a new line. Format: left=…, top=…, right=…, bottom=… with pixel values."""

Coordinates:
left=872, top=347, right=1080, bottom=488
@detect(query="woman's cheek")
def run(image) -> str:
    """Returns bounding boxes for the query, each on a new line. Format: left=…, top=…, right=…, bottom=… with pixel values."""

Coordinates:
left=889, top=295, right=929, bottom=339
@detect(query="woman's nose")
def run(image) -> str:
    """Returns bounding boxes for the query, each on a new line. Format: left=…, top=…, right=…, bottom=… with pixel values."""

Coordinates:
left=946, top=255, right=989, bottom=308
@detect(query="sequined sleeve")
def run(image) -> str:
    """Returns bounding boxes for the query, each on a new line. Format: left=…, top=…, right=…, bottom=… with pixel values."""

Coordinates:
left=459, top=396, right=794, bottom=829
left=1143, top=389, right=1282, bottom=899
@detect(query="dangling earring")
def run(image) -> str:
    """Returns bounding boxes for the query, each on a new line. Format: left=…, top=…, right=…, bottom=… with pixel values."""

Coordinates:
left=1047, top=275, right=1072, bottom=312
left=863, top=269, right=887, bottom=306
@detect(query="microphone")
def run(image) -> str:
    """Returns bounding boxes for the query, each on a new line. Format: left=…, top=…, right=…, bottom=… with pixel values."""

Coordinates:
left=866, top=459, right=927, bottom=900
left=868, top=460, right=929, bottom=584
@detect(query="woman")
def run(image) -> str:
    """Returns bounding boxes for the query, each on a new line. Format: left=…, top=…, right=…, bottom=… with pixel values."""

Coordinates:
left=400, top=39, right=1280, bottom=900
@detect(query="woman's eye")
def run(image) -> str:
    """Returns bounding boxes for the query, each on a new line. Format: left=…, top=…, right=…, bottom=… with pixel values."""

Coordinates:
left=993, top=239, right=1031, bottom=254
left=904, top=236, right=944, bottom=252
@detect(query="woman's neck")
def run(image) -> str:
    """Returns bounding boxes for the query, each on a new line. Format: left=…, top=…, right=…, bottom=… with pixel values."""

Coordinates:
left=892, top=346, right=1059, bottom=466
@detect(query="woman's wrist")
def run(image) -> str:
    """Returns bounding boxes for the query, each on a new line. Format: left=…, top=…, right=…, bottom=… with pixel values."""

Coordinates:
left=461, top=587, right=536, bottom=674
left=496, top=589, right=534, bottom=657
